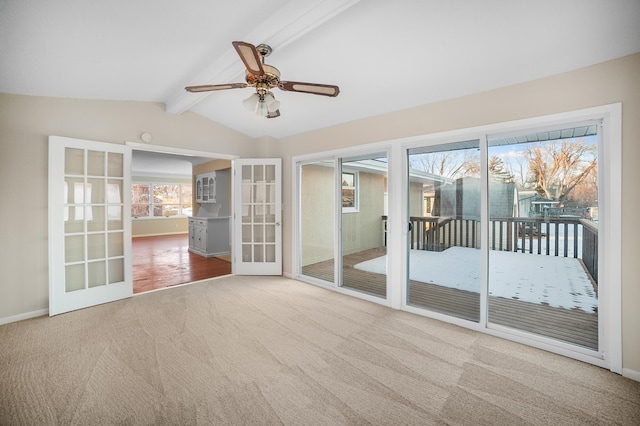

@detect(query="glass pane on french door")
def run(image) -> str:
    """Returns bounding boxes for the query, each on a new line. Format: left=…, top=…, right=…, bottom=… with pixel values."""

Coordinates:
left=300, top=161, right=335, bottom=284
left=241, top=164, right=277, bottom=263
left=487, top=125, right=599, bottom=350
left=65, top=150, right=126, bottom=289
left=340, top=153, right=387, bottom=298
left=407, top=140, right=481, bottom=321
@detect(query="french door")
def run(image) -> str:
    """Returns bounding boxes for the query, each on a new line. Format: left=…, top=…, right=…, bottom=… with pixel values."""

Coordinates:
left=232, top=158, right=282, bottom=275
left=48, top=136, right=132, bottom=315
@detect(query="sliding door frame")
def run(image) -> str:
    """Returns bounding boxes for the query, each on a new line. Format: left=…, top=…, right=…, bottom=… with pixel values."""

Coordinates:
left=293, top=145, right=397, bottom=306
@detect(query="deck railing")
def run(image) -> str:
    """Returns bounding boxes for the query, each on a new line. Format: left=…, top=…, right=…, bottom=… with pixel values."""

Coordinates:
left=382, top=215, right=598, bottom=284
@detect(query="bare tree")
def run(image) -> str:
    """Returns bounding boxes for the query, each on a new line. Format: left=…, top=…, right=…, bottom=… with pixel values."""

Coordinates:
left=503, top=155, right=531, bottom=189
left=526, top=139, right=597, bottom=203
left=488, top=156, right=515, bottom=183
left=410, top=150, right=480, bottom=178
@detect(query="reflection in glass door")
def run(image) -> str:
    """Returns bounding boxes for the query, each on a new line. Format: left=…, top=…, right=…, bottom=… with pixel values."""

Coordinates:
left=487, top=125, right=600, bottom=350
left=407, top=140, right=481, bottom=321
left=340, top=153, right=387, bottom=297
left=299, top=161, right=335, bottom=284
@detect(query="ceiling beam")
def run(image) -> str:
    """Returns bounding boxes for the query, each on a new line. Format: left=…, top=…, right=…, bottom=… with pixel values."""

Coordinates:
left=165, top=0, right=360, bottom=115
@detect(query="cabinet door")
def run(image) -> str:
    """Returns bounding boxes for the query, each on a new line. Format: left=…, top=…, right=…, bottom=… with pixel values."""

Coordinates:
left=196, top=178, right=202, bottom=202
left=202, top=176, right=209, bottom=202
left=194, top=226, right=207, bottom=252
left=208, top=176, right=216, bottom=202
left=188, top=223, right=195, bottom=249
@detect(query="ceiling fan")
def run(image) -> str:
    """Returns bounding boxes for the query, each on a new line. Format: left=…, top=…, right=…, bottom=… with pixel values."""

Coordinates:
left=185, top=41, right=340, bottom=119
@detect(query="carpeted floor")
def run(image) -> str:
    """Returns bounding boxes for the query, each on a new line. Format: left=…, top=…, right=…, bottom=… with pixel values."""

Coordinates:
left=1, top=275, right=638, bottom=425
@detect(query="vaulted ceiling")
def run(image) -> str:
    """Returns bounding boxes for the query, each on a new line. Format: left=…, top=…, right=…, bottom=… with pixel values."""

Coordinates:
left=2, top=0, right=639, bottom=139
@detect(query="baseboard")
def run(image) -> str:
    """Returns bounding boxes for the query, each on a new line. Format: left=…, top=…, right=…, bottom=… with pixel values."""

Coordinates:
left=622, top=368, right=640, bottom=382
left=0, top=308, right=49, bottom=326
left=283, top=271, right=294, bottom=279
left=133, top=232, right=188, bottom=238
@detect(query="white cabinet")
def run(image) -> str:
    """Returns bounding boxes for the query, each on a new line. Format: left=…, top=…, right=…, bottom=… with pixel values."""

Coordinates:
left=195, top=172, right=216, bottom=203
left=188, top=216, right=230, bottom=257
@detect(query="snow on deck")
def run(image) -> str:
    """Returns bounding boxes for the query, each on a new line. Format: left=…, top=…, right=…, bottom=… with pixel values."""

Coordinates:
left=353, top=246, right=597, bottom=313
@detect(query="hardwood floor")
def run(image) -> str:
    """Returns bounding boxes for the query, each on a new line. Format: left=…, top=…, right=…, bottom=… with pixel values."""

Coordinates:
left=132, top=234, right=231, bottom=294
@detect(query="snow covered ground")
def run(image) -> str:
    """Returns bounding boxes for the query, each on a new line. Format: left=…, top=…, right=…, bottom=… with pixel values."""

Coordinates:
left=353, top=246, right=597, bottom=313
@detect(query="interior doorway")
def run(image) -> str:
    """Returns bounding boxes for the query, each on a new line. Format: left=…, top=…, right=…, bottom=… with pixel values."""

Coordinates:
left=132, top=234, right=230, bottom=293
left=129, top=143, right=236, bottom=294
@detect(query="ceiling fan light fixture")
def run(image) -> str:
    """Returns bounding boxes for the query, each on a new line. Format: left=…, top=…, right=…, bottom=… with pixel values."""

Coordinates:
left=267, top=99, right=280, bottom=113
left=263, top=92, right=280, bottom=113
left=243, top=93, right=260, bottom=112
left=256, top=98, right=268, bottom=117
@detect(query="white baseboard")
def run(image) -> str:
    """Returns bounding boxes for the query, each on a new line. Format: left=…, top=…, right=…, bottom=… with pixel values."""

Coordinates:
left=0, top=308, right=49, bottom=326
left=283, top=271, right=294, bottom=279
left=622, top=368, right=640, bottom=382
left=132, top=232, right=188, bottom=238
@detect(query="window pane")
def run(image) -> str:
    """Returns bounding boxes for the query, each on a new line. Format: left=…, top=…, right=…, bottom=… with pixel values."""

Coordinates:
left=341, top=154, right=387, bottom=298
left=131, top=182, right=191, bottom=218
left=487, top=129, right=599, bottom=350
left=154, top=184, right=180, bottom=204
left=131, top=184, right=149, bottom=204
left=132, top=204, right=149, bottom=218
left=157, top=204, right=180, bottom=217
left=406, top=140, right=481, bottom=322
left=300, top=161, right=335, bottom=284
left=342, top=172, right=354, bottom=187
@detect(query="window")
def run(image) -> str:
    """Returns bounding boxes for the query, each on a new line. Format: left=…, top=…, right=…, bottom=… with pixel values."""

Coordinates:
left=341, top=171, right=358, bottom=212
left=131, top=183, right=192, bottom=218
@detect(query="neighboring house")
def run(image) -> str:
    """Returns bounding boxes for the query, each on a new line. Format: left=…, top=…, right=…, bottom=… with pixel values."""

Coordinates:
left=433, top=177, right=519, bottom=219
left=518, top=191, right=559, bottom=218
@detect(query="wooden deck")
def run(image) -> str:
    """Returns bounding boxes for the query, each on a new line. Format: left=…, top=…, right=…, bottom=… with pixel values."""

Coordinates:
left=302, top=248, right=598, bottom=350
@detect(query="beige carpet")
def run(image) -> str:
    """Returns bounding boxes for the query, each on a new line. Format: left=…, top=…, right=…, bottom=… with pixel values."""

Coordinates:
left=1, top=276, right=638, bottom=425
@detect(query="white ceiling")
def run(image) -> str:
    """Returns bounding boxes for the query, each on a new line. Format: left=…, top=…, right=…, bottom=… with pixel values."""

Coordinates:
left=2, top=0, right=639, bottom=139
left=131, top=150, right=212, bottom=179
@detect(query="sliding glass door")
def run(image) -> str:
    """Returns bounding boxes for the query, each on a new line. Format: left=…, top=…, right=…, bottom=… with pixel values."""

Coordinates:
left=297, top=152, right=389, bottom=299
left=487, top=125, right=600, bottom=350
left=294, top=106, right=618, bottom=369
left=406, top=141, right=481, bottom=321
left=340, top=153, right=388, bottom=297
left=404, top=123, right=600, bottom=350
left=299, top=160, right=335, bottom=284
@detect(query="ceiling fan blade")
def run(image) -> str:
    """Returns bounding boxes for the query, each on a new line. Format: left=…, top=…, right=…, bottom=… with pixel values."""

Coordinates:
left=279, top=81, right=340, bottom=97
left=232, top=41, right=264, bottom=76
left=185, top=83, right=247, bottom=93
left=267, top=109, right=281, bottom=119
